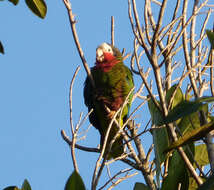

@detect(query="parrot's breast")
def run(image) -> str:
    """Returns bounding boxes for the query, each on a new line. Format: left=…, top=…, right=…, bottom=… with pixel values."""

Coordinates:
left=95, top=57, right=120, bottom=72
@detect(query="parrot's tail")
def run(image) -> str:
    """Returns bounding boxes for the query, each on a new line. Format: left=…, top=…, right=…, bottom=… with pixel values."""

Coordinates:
left=100, top=134, right=124, bottom=160
left=109, top=136, right=124, bottom=159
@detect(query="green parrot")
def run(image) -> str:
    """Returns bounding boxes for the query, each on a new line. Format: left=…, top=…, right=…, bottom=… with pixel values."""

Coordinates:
left=84, top=42, right=134, bottom=159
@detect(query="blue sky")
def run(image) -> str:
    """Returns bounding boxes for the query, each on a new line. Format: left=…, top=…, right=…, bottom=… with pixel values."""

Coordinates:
left=0, top=0, right=147, bottom=189
left=1, top=0, right=214, bottom=190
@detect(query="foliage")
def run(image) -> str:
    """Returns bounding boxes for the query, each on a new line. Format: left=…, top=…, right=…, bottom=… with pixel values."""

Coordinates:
left=4, top=0, right=47, bottom=18
left=8, top=0, right=18, bottom=5
left=197, top=175, right=214, bottom=190
left=148, top=84, right=213, bottom=189
left=133, top=182, right=150, bottom=190
left=25, top=0, right=47, bottom=19
left=3, top=179, right=31, bottom=190
left=0, top=41, right=4, bottom=54
left=206, top=30, right=214, bottom=49
left=64, top=170, right=86, bottom=190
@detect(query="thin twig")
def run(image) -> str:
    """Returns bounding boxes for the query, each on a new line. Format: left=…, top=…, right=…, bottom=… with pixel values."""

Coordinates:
left=69, top=66, right=80, bottom=172
left=210, top=51, right=214, bottom=96
left=111, top=16, right=115, bottom=46
left=98, top=168, right=134, bottom=190
left=61, top=129, right=100, bottom=152
left=128, top=121, right=146, bottom=162
left=62, top=0, right=95, bottom=87
left=131, top=0, right=152, bottom=62
left=107, top=171, right=138, bottom=190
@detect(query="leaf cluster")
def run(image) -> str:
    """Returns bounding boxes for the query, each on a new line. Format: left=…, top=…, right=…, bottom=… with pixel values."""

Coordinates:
left=148, top=84, right=213, bottom=190
left=3, top=179, right=31, bottom=190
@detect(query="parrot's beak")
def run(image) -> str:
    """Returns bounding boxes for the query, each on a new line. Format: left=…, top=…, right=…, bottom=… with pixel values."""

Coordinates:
left=96, top=48, right=104, bottom=63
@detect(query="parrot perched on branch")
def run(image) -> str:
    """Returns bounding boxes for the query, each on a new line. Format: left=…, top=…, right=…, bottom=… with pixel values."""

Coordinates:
left=84, top=42, right=134, bottom=159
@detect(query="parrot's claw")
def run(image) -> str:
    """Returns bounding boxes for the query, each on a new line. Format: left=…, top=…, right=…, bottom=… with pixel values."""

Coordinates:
left=107, top=110, right=116, bottom=119
left=104, top=105, right=116, bottom=119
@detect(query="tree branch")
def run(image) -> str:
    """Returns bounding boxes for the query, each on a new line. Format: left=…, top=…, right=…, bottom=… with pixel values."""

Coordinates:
left=62, top=0, right=95, bottom=87
left=111, top=16, right=115, bottom=46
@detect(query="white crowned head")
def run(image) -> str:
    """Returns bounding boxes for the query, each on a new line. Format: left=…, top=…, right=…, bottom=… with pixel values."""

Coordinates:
left=96, top=43, right=113, bottom=62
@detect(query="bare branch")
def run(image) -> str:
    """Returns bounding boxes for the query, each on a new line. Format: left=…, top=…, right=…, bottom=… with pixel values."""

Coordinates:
left=111, top=16, right=115, bottom=46
left=130, top=0, right=152, bottom=62
left=128, top=121, right=146, bottom=162
left=146, top=144, right=154, bottom=163
left=107, top=171, right=138, bottom=190
left=151, top=0, right=168, bottom=56
left=62, top=0, right=95, bottom=87
left=69, top=66, right=80, bottom=172
left=98, top=168, right=135, bottom=190
left=151, top=0, right=161, bottom=6
left=210, top=51, right=214, bottom=96
left=128, top=0, right=142, bottom=48
left=61, top=129, right=100, bottom=153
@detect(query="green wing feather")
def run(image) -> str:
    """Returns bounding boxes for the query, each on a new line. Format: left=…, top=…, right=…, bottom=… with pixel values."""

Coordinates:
left=84, top=61, right=134, bottom=159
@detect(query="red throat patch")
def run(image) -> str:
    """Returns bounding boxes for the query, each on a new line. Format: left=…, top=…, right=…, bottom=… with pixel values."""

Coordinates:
left=95, top=52, right=120, bottom=72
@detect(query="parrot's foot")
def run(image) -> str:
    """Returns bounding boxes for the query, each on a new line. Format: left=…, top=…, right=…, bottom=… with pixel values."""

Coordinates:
left=104, top=105, right=116, bottom=119
left=107, top=110, right=116, bottom=119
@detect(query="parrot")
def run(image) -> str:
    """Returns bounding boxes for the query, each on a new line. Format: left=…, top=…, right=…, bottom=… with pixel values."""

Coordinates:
left=83, top=42, right=134, bottom=159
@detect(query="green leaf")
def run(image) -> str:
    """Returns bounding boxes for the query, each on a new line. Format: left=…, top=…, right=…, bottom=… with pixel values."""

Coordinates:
left=165, top=84, right=184, bottom=109
left=65, top=170, right=86, bottom=190
left=189, top=177, right=200, bottom=190
left=133, top=182, right=150, bottom=190
left=196, top=96, right=214, bottom=104
left=153, top=127, right=169, bottom=187
left=206, top=30, right=214, bottom=49
left=148, top=98, right=164, bottom=126
left=189, top=176, right=206, bottom=190
left=25, top=0, right=47, bottom=19
left=177, top=103, right=208, bottom=136
left=3, top=187, right=19, bottom=190
left=194, top=144, right=209, bottom=168
left=178, top=111, right=201, bottom=135
left=163, top=100, right=203, bottom=125
left=148, top=98, right=168, bottom=187
left=8, top=0, right=19, bottom=5
left=165, top=84, right=184, bottom=125
left=21, top=179, right=31, bottom=190
left=0, top=41, right=4, bottom=54
left=165, top=121, right=214, bottom=152
left=161, top=150, right=189, bottom=190
left=197, top=175, right=214, bottom=190
left=153, top=127, right=169, bottom=164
